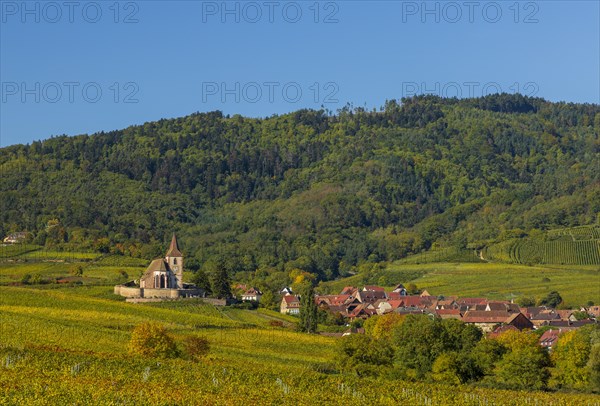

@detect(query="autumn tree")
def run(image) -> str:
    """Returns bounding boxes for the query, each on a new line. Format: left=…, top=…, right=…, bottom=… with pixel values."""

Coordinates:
left=492, top=330, right=550, bottom=390
left=364, top=313, right=404, bottom=341
left=551, top=325, right=599, bottom=390
left=128, top=322, right=179, bottom=358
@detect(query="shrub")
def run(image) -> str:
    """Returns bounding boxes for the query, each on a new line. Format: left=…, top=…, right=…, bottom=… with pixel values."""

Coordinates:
left=539, top=291, right=563, bottom=308
left=337, top=334, right=393, bottom=377
left=183, top=335, right=210, bottom=361
left=516, top=296, right=536, bottom=307
left=128, top=322, right=179, bottom=358
left=30, top=274, right=45, bottom=284
left=69, top=265, right=83, bottom=277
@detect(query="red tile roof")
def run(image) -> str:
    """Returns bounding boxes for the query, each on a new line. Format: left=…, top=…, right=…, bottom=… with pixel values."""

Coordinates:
left=539, top=329, right=562, bottom=348
left=488, top=324, right=518, bottom=338
left=340, top=286, right=356, bottom=295
left=283, top=295, right=300, bottom=305
left=462, top=310, right=511, bottom=323
left=435, top=309, right=462, bottom=316
left=399, top=296, right=433, bottom=308
left=387, top=292, right=404, bottom=300
left=363, top=285, right=386, bottom=292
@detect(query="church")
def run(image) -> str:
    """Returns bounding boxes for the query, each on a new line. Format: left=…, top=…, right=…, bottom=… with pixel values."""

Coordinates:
left=114, top=234, right=204, bottom=300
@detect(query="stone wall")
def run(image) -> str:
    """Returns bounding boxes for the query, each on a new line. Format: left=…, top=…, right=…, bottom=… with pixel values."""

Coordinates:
left=114, top=285, right=142, bottom=297
left=115, top=284, right=206, bottom=300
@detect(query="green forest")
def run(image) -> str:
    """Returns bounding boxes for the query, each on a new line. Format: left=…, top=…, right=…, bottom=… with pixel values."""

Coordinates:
left=1, top=94, right=599, bottom=284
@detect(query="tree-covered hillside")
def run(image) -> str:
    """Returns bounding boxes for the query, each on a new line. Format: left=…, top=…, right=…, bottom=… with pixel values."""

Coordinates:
left=1, top=94, right=599, bottom=281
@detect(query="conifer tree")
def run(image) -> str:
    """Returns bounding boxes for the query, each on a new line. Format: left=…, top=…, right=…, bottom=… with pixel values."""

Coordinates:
left=298, top=284, right=318, bottom=333
left=211, top=264, right=231, bottom=299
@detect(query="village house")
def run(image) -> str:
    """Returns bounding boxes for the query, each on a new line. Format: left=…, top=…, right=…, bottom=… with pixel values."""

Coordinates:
left=357, top=288, right=387, bottom=304
left=375, top=299, right=404, bottom=315
left=539, top=329, right=562, bottom=351
left=114, top=234, right=205, bottom=301
left=3, top=232, right=28, bottom=244
left=435, top=298, right=459, bottom=310
left=545, top=319, right=597, bottom=329
left=555, top=310, right=577, bottom=321
left=348, top=303, right=377, bottom=320
left=461, top=310, right=533, bottom=333
left=241, top=287, right=262, bottom=302
left=392, top=284, right=408, bottom=296
left=528, top=311, right=561, bottom=328
left=461, top=311, right=511, bottom=333
left=280, top=295, right=300, bottom=315
left=434, top=308, right=462, bottom=320
left=584, top=306, right=600, bottom=318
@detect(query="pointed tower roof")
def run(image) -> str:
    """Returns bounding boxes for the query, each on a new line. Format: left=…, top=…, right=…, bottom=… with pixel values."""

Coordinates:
left=166, top=234, right=183, bottom=257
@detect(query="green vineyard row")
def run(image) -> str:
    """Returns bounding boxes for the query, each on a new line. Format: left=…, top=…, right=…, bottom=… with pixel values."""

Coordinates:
left=484, top=238, right=600, bottom=265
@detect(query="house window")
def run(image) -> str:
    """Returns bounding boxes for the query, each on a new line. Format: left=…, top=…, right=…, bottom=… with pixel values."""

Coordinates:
left=173, top=258, right=177, bottom=265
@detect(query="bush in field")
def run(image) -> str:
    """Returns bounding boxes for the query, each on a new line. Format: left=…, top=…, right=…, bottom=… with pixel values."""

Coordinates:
left=128, top=322, right=179, bottom=359
left=30, top=274, right=44, bottom=284
left=539, top=291, right=563, bottom=308
left=516, top=296, right=536, bottom=307
left=183, top=335, right=210, bottom=361
left=69, top=264, right=84, bottom=276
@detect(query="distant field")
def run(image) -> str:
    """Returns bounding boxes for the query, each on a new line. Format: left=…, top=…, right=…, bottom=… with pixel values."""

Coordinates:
left=0, top=261, right=143, bottom=286
left=19, top=250, right=102, bottom=261
left=321, top=262, right=600, bottom=306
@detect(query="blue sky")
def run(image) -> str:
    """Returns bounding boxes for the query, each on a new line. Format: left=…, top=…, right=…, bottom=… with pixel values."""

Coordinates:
left=1, top=0, right=599, bottom=147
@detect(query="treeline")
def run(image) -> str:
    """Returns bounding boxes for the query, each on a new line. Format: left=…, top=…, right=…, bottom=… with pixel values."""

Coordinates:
left=1, top=94, right=599, bottom=282
left=338, top=314, right=600, bottom=393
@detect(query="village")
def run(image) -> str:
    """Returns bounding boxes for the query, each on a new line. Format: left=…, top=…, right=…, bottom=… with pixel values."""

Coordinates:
left=276, top=284, right=600, bottom=349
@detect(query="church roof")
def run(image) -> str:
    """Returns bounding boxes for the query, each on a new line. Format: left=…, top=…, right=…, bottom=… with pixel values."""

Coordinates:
left=166, top=234, right=182, bottom=257
left=146, top=258, right=168, bottom=273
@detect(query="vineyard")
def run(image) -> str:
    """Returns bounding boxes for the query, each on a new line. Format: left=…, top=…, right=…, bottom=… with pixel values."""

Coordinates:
left=397, top=247, right=483, bottom=264
left=1, top=284, right=599, bottom=405
left=483, top=226, right=600, bottom=265
left=2, top=345, right=599, bottom=405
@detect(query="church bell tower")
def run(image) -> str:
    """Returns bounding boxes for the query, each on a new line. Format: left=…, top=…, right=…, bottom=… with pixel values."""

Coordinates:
left=165, top=233, right=183, bottom=289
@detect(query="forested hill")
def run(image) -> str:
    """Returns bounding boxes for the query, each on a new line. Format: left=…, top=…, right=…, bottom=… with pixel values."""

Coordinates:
left=1, top=94, right=599, bottom=280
